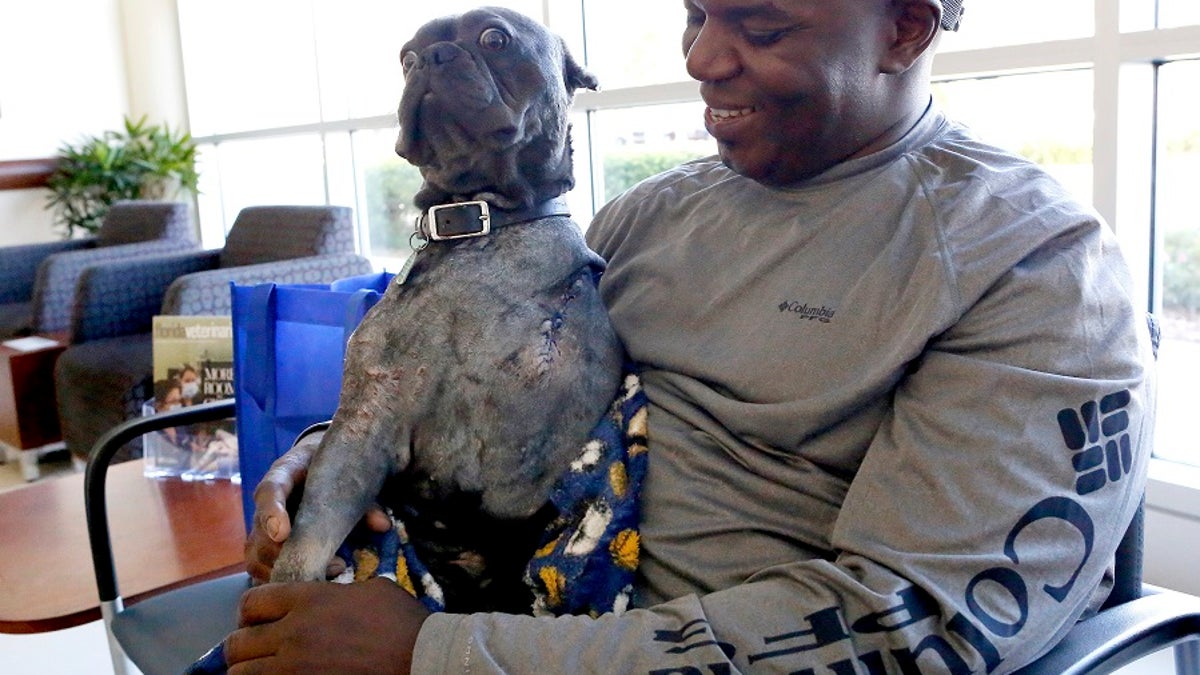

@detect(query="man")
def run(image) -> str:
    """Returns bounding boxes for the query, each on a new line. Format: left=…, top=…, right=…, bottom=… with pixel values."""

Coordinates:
left=227, top=0, right=1156, bottom=672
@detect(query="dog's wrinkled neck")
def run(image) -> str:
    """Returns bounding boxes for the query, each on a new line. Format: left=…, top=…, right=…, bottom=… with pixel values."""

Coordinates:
left=409, top=129, right=579, bottom=213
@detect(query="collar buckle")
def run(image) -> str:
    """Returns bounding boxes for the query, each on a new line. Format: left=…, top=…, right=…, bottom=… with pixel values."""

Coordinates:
left=422, top=201, right=491, bottom=241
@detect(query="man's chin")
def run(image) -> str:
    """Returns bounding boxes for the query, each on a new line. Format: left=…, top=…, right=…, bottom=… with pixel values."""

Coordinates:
left=717, top=145, right=819, bottom=187
left=716, top=146, right=768, bottom=184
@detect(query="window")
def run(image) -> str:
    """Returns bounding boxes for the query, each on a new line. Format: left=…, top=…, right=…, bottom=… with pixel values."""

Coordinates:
left=177, top=2, right=1200, bottom=471
left=580, top=0, right=691, bottom=88
left=587, top=102, right=712, bottom=205
left=350, top=127, right=420, bottom=260
left=1158, top=2, right=1200, bottom=29
left=177, top=0, right=544, bottom=266
left=1153, top=59, right=1200, bottom=467
left=178, top=2, right=322, bottom=136
left=933, top=69, right=1094, bottom=206
left=937, top=0, right=1094, bottom=52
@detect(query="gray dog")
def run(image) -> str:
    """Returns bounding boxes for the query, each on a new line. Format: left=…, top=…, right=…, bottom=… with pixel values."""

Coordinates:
left=269, top=7, right=624, bottom=613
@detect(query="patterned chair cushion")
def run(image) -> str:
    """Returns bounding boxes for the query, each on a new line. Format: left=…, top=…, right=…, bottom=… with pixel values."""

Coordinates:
left=54, top=333, right=155, bottom=462
left=164, top=253, right=375, bottom=315
left=3, top=201, right=198, bottom=336
left=57, top=203, right=369, bottom=462
left=219, top=205, right=354, bottom=268
left=57, top=252, right=374, bottom=461
left=0, top=239, right=93, bottom=305
left=95, top=201, right=194, bottom=247
left=70, top=251, right=221, bottom=343
left=30, top=239, right=200, bottom=335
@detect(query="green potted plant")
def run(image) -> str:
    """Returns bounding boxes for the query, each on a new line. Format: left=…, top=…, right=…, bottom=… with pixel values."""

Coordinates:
left=45, top=115, right=200, bottom=238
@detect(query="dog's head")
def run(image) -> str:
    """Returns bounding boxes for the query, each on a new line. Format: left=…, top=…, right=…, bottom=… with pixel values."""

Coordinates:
left=395, top=7, right=598, bottom=210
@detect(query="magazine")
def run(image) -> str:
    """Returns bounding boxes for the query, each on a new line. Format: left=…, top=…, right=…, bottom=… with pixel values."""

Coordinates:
left=145, top=315, right=239, bottom=481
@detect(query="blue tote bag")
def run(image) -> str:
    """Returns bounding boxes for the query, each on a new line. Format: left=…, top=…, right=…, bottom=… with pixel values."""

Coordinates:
left=230, top=271, right=394, bottom=529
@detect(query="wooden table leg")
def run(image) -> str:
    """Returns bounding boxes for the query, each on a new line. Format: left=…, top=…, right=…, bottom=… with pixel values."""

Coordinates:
left=0, top=336, right=68, bottom=481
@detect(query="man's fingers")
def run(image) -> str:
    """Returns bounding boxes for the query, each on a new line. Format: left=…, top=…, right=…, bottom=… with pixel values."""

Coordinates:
left=224, top=622, right=278, bottom=664
left=326, top=556, right=348, bottom=579
left=226, top=583, right=319, bottom=669
left=264, top=514, right=289, bottom=543
left=226, top=579, right=425, bottom=673
left=252, top=434, right=321, bottom=543
left=365, top=504, right=392, bottom=533
left=238, top=582, right=305, bottom=627
left=244, top=548, right=277, bottom=585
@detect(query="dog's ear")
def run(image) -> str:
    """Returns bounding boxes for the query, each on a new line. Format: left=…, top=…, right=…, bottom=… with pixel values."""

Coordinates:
left=561, top=38, right=599, bottom=93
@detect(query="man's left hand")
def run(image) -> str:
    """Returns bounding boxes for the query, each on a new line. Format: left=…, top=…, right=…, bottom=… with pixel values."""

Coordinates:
left=224, top=577, right=430, bottom=674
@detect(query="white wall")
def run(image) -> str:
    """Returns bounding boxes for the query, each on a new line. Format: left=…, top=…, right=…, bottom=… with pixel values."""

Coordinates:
left=0, top=0, right=127, bottom=244
left=117, top=0, right=189, bottom=128
left=0, top=191, right=56, bottom=244
left=1144, top=463, right=1200, bottom=595
left=0, top=0, right=187, bottom=246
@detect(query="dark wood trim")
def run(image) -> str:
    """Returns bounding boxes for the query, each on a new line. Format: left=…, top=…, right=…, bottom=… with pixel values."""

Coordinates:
left=0, top=157, right=58, bottom=191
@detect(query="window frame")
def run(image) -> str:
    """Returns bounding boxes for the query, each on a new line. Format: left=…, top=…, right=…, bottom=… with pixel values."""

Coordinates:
left=922, top=9, right=1200, bottom=533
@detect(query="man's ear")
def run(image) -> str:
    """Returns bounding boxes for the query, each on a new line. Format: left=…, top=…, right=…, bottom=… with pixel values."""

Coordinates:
left=882, top=0, right=940, bottom=74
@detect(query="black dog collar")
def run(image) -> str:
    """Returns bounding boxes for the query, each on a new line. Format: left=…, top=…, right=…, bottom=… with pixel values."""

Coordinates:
left=397, top=196, right=573, bottom=286
left=416, top=197, right=571, bottom=242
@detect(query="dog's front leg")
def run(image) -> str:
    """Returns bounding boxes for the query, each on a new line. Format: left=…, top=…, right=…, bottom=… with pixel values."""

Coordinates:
left=270, top=417, right=411, bottom=583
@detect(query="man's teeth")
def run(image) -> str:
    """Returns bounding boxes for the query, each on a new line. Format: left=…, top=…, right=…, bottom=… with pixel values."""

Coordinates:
left=710, top=107, right=754, bottom=120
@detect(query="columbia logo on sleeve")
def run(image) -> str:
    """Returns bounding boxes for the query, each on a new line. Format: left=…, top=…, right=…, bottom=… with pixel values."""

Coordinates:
left=1056, top=390, right=1134, bottom=496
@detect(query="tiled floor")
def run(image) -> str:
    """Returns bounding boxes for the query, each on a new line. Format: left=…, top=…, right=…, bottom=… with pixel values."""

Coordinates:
left=0, top=445, right=78, bottom=493
left=0, top=448, right=109, bottom=673
left=0, top=621, right=114, bottom=674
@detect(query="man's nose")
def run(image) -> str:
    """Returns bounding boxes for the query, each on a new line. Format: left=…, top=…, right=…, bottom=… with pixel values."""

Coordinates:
left=684, top=22, right=739, bottom=82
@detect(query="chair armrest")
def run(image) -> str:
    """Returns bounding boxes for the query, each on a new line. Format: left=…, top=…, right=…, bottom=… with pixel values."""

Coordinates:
left=162, top=253, right=376, bottom=315
left=85, top=399, right=237, bottom=604
left=70, top=250, right=221, bottom=343
left=1013, top=586, right=1200, bottom=675
left=30, top=239, right=201, bottom=334
left=0, top=238, right=94, bottom=303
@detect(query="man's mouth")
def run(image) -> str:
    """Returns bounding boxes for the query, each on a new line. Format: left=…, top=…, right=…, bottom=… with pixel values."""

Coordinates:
left=707, top=106, right=756, bottom=122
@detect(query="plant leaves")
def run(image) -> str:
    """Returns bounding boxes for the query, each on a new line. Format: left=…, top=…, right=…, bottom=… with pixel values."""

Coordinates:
left=45, top=115, right=200, bottom=237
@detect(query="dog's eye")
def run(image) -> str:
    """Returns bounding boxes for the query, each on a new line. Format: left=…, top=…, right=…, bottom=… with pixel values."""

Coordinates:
left=401, top=50, right=418, bottom=74
left=478, top=27, right=510, bottom=51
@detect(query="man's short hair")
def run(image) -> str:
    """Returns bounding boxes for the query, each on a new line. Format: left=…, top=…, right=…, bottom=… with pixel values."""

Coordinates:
left=940, top=0, right=964, bottom=31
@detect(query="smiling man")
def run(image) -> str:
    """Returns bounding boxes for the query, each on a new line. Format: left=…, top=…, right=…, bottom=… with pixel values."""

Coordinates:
left=230, top=1, right=1155, bottom=672
left=683, top=0, right=938, bottom=185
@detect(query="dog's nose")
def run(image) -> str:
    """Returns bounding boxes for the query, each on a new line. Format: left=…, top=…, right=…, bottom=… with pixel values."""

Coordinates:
left=427, top=42, right=461, bottom=66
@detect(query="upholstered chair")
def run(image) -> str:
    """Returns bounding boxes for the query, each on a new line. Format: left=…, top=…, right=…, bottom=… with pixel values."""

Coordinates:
left=53, top=204, right=375, bottom=463
left=0, top=201, right=196, bottom=339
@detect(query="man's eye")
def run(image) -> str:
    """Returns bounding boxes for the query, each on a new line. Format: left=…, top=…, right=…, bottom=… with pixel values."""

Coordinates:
left=744, top=29, right=786, bottom=46
left=743, top=24, right=800, bottom=47
left=479, top=27, right=510, bottom=51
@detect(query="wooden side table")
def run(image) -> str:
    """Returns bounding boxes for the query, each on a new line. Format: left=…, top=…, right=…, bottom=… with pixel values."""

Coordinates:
left=0, top=334, right=68, bottom=481
left=0, top=459, right=245, bottom=633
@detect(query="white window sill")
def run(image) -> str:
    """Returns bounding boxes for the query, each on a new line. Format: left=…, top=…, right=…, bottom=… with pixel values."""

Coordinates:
left=1146, top=458, right=1200, bottom=521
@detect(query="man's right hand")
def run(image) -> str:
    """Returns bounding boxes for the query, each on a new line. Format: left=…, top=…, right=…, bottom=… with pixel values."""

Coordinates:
left=244, top=430, right=391, bottom=583
left=245, top=431, right=318, bottom=583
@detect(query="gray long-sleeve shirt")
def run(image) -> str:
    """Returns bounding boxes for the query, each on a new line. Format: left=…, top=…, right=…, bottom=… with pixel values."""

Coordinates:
left=411, top=106, right=1156, bottom=673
